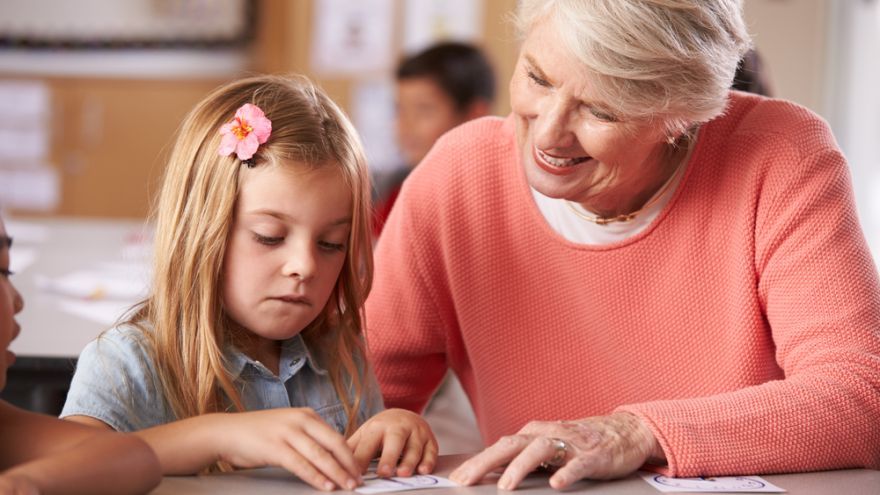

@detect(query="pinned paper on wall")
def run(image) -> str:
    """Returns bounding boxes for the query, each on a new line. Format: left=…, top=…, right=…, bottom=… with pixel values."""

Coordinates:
left=311, top=0, right=395, bottom=76
left=0, top=80, right=50, bottom=161
left=351, top=78, right=402, bottom=174
left=0, top=166, right=59, bottom=212
left=403, top=0, right=484, bottom=54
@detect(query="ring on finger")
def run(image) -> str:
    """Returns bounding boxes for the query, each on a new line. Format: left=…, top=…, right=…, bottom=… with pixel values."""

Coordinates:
left=539, top=437, right=568, bottom=471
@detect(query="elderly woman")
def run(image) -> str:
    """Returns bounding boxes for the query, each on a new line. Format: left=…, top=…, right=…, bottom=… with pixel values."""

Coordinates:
left=365, top=0, right=880, bottom=490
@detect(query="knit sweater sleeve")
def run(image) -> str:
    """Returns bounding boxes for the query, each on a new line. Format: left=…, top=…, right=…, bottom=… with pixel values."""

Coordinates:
left=618, top=120, right=880, bottom=476
left=364, top=145, right=457, bottom=413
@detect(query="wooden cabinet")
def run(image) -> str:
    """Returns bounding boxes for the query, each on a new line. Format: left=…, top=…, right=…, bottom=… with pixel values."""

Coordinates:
left=45, top=78, right=228, bottom=218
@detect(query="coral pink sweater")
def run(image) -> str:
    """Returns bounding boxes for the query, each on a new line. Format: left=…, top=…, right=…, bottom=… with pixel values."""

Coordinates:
left=365, top=92, right=880, bottom=476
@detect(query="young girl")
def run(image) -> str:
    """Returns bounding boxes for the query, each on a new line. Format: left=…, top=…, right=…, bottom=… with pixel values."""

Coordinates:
left=0, top=216, right=162, bottom=494
left=61, top=74, right=437, bottom=491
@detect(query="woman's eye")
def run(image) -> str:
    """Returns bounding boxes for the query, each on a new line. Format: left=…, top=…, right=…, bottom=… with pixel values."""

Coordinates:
left=318, top=241, right=346, bottom=253
left=526, top=69, right=551, bottom=88
left=0, top=268, right=13, bottom=278
left=589, top=107, right=618, bottom=122
left=253, top=233, right=284, bottom=246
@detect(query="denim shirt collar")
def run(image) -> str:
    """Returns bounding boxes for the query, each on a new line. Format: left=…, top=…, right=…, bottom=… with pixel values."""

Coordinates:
left=224, top=333, right=327, bottom=380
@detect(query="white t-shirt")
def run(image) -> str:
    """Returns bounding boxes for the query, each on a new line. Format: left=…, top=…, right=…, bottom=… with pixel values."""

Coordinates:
left=532, top=141, right=695, bottom=245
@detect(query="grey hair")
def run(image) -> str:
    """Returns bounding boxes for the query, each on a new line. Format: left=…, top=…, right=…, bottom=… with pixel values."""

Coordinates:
left=515, top=0, right=752, bottom=135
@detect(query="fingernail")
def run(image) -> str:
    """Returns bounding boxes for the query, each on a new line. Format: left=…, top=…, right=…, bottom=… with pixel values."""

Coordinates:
left=379, top=464, right=392, bottom=477
left=324, top=481, right=335, bottom=491
left=346, top=479, right=357, bottom=490
left=497, top=477, right=510, bottom=490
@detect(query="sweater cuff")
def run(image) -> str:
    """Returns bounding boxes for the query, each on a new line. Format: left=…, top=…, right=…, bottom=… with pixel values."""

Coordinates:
left=615, top=405, right=679, bottom=477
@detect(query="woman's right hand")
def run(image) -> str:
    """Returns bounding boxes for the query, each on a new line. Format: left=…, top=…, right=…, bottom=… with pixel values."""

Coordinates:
left=214, top=408, right=362, bottom=491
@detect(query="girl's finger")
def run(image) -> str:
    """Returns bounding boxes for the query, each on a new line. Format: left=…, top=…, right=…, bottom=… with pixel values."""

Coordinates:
left=395, top=431, right=425, bottom=477
left=351, top=427, right=385, bottom=473
left=376, top=428, right=408, bottom=477
left=417, top=434, right=439, bottom=474
left=289, top=431, right=359, bottom=490
left=275, top=444, right=338, bottom=492
left=304, top=419, right=363, bottom=480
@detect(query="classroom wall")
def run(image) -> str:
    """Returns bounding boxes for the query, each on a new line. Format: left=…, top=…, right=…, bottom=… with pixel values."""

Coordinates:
left=0, top=0, right=519, bottom=219
left=0, top=0, right=869, bottom=224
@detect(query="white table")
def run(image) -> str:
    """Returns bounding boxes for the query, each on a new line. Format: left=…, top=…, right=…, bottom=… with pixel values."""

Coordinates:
left=8, top=216, right=149, bottom=358
left=151, top=454, right=880, bottom=494
left=3, top=216, right=149, bottom=413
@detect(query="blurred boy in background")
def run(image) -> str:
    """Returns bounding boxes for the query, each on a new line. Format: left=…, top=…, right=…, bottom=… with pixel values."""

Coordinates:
left=373, top=42, right=496, bottom=236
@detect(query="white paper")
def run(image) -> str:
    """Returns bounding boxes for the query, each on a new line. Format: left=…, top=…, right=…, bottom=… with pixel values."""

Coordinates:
left=355, top=474, right=458, bottom=494
left=352, top=79, right=403, bottom=174
left=640, top=472, right=786, bottom=493
left=0, top=129, right=49, bottom=160
left=311, top=0, right=394, bottom=76
left=5, top=220, right=51, bottom=244
left=8, top=247, right=37, bottom=274
left=35, top=263, right=149, bottom=301
left=0, top=80, right=49, bottom=121
left=403, top=0, right=483, bottom=54
left=57, top=298, right=138, bottom=326
left=0, top=166, right=60, bottom=211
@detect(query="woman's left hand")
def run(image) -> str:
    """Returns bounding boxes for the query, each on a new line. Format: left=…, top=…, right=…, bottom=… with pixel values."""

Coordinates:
left=449, top=412, right=663, bottom=490
left=347, top=408, right=439, bottom=478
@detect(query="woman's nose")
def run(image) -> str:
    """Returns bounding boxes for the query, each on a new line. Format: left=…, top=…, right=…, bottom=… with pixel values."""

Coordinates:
left=533, top=99, right=577, bottom=151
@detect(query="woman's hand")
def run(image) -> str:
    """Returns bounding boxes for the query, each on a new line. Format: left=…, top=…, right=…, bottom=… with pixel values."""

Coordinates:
left=347, top=408, right=439, bottom=478
left=449, top=412, right=663, bottom=490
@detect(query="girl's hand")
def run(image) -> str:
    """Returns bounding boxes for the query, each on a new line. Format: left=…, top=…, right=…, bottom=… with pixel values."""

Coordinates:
left=213, top=408, right=362, bottom=491
left=449, top=412, right=662, bottom=490
left=347, top=408, right=438, bottom=478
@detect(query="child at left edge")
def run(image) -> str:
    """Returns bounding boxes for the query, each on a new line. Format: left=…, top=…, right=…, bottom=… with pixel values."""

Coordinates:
left=59, top=74, right=437, bottom=490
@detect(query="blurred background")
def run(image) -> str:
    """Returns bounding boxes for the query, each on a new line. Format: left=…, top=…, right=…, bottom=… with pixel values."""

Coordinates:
left=0, top=0, right=877, bottom=255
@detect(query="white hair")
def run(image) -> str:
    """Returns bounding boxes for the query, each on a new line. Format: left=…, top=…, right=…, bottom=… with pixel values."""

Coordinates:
left=515, top=0, right=752, bottom=135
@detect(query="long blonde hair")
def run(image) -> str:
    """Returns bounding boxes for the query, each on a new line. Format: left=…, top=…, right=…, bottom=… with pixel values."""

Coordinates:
left=127, top=74, right=373, bottom=437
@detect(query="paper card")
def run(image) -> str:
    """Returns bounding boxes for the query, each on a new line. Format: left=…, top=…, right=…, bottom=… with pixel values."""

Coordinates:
left=355, top=474, right=458, bottom=494
left=640, top=472, right=785, bottom=493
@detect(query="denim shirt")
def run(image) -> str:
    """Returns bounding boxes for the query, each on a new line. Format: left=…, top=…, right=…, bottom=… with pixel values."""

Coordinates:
left=60, top=324, right=383, bottom=433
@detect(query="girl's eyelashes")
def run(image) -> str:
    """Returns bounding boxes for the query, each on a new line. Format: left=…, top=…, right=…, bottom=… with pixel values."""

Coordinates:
left=253, top=231, right=345, bottom=253
left=0, top=267, right=13, bottom=278
left=253, top=232, right=284, bottom=246
left=318, top=241, right=346, bottom=253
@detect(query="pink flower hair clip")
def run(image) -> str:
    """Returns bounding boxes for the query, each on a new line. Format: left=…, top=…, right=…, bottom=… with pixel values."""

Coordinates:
left=218, top=103, right=272, bottom=167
